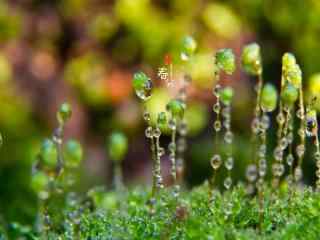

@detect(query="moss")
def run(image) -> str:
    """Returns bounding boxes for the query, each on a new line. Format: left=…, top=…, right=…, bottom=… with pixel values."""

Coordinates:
left=3, top=184, right=320, bottom=239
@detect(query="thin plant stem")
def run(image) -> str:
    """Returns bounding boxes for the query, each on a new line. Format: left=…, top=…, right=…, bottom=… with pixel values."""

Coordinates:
left=151, top=136, right=157, bottom=198
left=295, top=87, right=306, bottom=183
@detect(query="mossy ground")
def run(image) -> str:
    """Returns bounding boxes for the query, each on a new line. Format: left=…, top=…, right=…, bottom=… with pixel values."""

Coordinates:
left=2, top=183, right=320, bottom=240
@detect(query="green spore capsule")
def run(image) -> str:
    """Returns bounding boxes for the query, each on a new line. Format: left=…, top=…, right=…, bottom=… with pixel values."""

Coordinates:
left=220, top=87, right=234, bottom=105
left=181, top=36, right=197, bottom=61
left=166, top=99, right=185, bottom=120
left=57, top=102, right=72, bottom=124
left=282, top=53, right=296, bottom=71
left=287, top=64, right=302, bottom=88
left=31, top=171, right=49, bottom=193
left=108, top=132, right=128, bottom=162
left=261, top=84, right=278, bottom=112
left=63, top=139, right=83, bottom=168
left=241, top=43, right=262, bottom=75
left=281, top=84, right=299, bottom=106
left=132, top=71, right=152, bottom=101
left=215, top=48, right=236, bottom=75
left=157, top=112, right=167, bottom=126
left=40, top=139, right=58, bottom=168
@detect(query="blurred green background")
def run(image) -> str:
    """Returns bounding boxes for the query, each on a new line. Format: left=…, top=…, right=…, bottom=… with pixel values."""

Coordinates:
left=0, top=0, right=320, bottom=225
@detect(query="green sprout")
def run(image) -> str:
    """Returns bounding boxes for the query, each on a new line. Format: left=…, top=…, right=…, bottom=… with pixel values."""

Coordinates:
left=31, top=171, right=49, bottom=196
left=181, top=36, right=197, bottom=61
left=261, top=84, right=278, bottom=112
left=40, top=139, right=58, bottom=169
left=132, top=71, right=152, bottom=101
left=108, top=132, right=128, bottom=190
left=57, top=103, right=72, bottom=125
left=215, top=48, right=236, bottom=75
left=220, top=87, right=234, bottom=106
left=63, top=139, right=83, bottom=168
left=241, top=43, right=262, bottom=76
left=281, top=84, right=299, bottom=106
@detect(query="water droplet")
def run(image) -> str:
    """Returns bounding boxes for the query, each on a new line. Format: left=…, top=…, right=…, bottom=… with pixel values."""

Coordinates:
left=213, top=103, right=221, bottom=113
left=224, top=177, right=232, bottom=189
left=317, top=159, right=320, bottom=168
left=225, top=157, right=234, bottom=170
left=169, top=153, right=175, bottom=162
left=145, top=126, right=153, bottom=138
left=259, top=164, right=267, bottom=177
left=177, top=138, right=187, bottom=152
left=246, top=184, right=255, bottom=195
left=297, top=129, right=304, bottom=138
left=294, top=167, right=303, bottom=181
left=280, top=138, right=288, bottom=150
left=296, top=109, right=304, bottom=119
left=178, top=121, right=188, bottom=136
left=153, top=127, right=161, bottom=138
left=172, top=185, right=180, bottom=198
left=256, top=178, right=264, bottom=190
left=286, top=154, right=294, bottom=166
left=287, top=132, right=294, bottom=144
left=213, top=84, right=221, bottom=96
left=296, top=144, right=305, bottom=158
left=224, top=202, right=233, bottom=217
left=210, top=154, right=222, bottom=170
left=168, top=143, right=176, bottom=153
left=246, top=164, right=258, bottom=182
left=272, top=163, right=284, bottom=177
left=260, top=115, right=270, bottom=130
left=214, top=121, right=221, bottom=132
left=156, top=175, right=164, bottom=188
left=276, top=113, right=285, bottom=125
left=135, top=89, right=151, bottom=101
left=258, top=145, right=267, bottom=158
left=315, top=152, right=320, bottom=161
left=251, top=118, right=260, bottom=134
left=145, top=79, right=152, bottom=89
left=181, top=52, right=190, bottom=61
left=158, top=147, right=165, bottom=157
left=222, top=106, right=230, bottom=117
left=224, top=131, right=233, bottom=144
left=168, top=119, right=176, bottom=131
left=223, top=120, right=230, bottom=129
left=273, top=147, right=283, bottom=161
left=143, top=111, right=151, bottom=122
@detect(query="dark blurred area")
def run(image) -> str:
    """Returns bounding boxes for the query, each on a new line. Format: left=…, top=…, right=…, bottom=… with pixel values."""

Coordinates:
left=0, top=0, right=320, bottom=224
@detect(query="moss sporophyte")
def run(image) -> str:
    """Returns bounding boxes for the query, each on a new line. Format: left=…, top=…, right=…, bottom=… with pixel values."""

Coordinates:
left=11, top=38, right=320, bottom=239
left=31, top=102, right=83, bottom=237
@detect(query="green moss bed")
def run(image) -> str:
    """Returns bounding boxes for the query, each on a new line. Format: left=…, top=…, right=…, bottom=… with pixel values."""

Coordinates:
left=2, top=183, right=320, bottom=240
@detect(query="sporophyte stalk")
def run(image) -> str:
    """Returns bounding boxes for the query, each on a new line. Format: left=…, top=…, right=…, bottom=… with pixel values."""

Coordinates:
left=241, top=43, right=263, bottom=194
